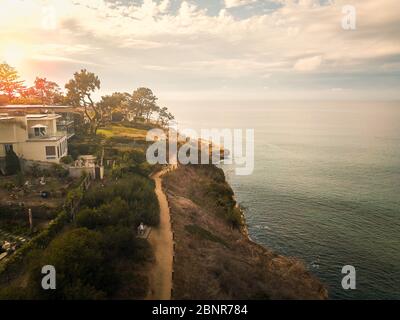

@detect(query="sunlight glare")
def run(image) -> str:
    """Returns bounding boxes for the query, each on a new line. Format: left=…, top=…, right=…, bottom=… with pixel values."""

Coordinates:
left=1, top=43, right=27, bottom=67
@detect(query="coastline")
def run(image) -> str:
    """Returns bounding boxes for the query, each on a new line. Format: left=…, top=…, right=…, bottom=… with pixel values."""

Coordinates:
left=222, top=166, right=328, bottom=281
left=162, top=163, right=328, bottom=299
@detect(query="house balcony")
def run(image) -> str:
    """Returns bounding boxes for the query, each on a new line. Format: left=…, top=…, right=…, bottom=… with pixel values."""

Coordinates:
left=27, top=131, right=67, bottom=141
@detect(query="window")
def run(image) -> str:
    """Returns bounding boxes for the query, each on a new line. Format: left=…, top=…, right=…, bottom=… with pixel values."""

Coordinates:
left=34, top=127, right=46, bottom=137
left=4, top=144, right=13, bottom=153
left=45, top=146, right=56, bottom=159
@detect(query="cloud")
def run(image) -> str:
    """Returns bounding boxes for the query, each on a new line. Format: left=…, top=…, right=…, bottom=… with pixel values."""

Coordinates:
left=224, top=0, right=258, bottom=9
left=294, top=55, right=323, bottom=71
left=32, top=54, right=99, bottom=66
left=0, top=0, right=399, bottom=99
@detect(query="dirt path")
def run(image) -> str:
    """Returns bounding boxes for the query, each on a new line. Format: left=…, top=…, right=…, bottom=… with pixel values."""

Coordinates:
left=146, top=169, right=174, bottom=300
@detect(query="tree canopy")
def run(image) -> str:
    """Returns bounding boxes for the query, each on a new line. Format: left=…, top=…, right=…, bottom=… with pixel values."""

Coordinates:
left=33, top=77, right=63, bottom=105
left=0, top=63, right=175, bottom=132
left=0, top=63, right=25, bottom=100
left=65, top=69, right=101, bottom=134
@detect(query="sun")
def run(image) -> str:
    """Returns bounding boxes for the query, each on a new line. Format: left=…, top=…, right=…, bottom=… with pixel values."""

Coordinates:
left=1, top=43, right=27, bottom=67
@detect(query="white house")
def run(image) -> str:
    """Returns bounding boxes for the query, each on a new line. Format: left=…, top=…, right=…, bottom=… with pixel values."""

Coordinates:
left=0, top=114, right=68, bottom=163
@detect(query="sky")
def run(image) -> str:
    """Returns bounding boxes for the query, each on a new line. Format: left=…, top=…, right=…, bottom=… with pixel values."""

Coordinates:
left=0, top=0, right=399, bottom=102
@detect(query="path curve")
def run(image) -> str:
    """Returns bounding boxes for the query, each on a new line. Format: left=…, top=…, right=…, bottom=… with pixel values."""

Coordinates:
left=146, top=168, right=174, bottom=300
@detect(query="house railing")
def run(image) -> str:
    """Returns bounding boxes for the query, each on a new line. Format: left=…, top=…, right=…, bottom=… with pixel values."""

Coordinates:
left=57, top=120, right=74, bottom=126
left=27, top=131, right=67, bottom=140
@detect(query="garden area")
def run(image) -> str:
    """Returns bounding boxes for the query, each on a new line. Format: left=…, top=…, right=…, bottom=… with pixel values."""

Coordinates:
left=0, top=123, right=162, bottom=299
left=0, top=164, right=78, bottom=247
left=0, top=172, right=159, bottom=299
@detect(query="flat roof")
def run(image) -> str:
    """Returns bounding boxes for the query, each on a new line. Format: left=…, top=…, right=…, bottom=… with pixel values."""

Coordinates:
left=27, top=114, right=61, bottom=120
left=1, top=105, right=71, bottom=109
left=0, top=116, right=15, bottom=121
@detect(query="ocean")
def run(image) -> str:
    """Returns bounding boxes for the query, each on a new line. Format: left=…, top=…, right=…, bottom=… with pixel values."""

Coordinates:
left=167, top=100, right=400, bottom=299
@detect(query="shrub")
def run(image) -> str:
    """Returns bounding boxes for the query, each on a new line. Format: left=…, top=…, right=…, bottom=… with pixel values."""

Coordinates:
left=2, top=182, right=15, bottom=191
left=51, top=163, right=69, bottom=178
left=27, top=228, right=114, bottom=299
left=82, top=174, right=159, bottom=226
left=100, top=226, right=150, bottom=261
left=225, top=207, right=243, bottom=229
left=75, top=207, right=98, bottom=229
left=65, top=188, right=84, bottom=209
left=60, top=155, right=74, bottom=165
left=29, top=163, right=43, bottom=178
left=16, top=172, right=25, bottom=187
left=76, top=198, right=132, bottom=229
left=111, top=165, right=123, bottom=179
left=0, top=286, right=30, bottom=299
left=68, top=141, right=101, bottom=159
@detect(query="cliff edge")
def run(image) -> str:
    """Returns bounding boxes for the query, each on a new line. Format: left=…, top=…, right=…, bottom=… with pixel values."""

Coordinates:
left=163, top=164, right=328, bottom=300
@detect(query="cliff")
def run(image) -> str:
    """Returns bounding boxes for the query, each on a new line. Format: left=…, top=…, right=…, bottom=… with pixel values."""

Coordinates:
left=163, top=164, right=328, bottom=300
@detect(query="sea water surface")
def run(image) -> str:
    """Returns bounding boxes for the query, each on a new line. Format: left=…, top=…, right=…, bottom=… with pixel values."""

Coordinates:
left=167, top=101, right=400, bottom=299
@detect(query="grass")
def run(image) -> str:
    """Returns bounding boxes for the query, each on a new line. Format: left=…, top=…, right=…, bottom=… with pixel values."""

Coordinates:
left=185, top=224, right=229, bottom=248
left=97, top=125, right=148, bottom=140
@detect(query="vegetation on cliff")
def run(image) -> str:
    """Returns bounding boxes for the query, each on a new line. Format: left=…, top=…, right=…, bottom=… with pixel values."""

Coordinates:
left=163, top=164, right=328, bottom=300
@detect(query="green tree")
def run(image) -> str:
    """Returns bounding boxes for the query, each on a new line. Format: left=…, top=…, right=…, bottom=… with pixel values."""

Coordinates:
left=97, top=92, right=127, bottom=124
left=28, top=228, right=114, bottom=299
left=65, top=69, right=101, bottom=135
left=127, top=88, right=159, bottom=123
left=0, top=63, right=25, bottom=100
left=5, top=149, right=21, bottom=175
left=76, top=198, right=132, bottom=229
left=158, top=106, right=175, bottom=127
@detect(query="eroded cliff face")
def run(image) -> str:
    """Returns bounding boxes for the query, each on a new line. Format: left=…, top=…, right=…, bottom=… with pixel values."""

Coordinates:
left=163, top=165, right=328, bottom=300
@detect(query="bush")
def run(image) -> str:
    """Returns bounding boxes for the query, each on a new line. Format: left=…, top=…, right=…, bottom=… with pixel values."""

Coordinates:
left=82, top=174, right=159, bottom=226
left=0, top=286, right=30, bottom=299
left=100, top=226, right=151, bottom=261
left=29, top=163, right=43, bottom=178
left=2, top=182, right=15, bottom=191
left=16, top=172, right=25, bottom=187
left=68, top=141, right=101, bottom=160
left=5, top=150, right=21, bottom=175
left=225, top=207, right=243, bottom=229
left=27, top=228, right=114, bottom=299
left=51, top=163, right=69, bottom=178
left=60, top=155, right=74, bottom=165
left=75, top=207, right=98, bottom=229
left=76, top=198, right=132, bottom=229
